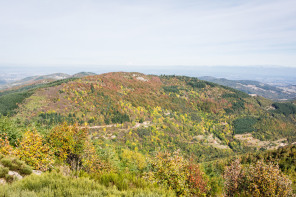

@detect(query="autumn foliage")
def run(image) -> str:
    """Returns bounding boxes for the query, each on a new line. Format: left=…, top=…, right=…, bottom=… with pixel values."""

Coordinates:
left=0, top=134, right=15, bottom=156
left=187, top=162, right=208, bottom=196
left=224, top=159, right=292, bottom=197
left=48, top=123, right=88, bottom=170
left=151, top=151, right=208, bottom=196
left=17, top=130, right=54, bottom=171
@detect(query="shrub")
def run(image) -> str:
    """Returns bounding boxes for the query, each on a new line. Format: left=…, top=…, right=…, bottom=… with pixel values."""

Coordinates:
left=151, top=151, right=189, bottom=196
left=17, top=130, right=54, bottom=171
left=245, top=161, right=292, bottom=197
left=121, top=149, right=148, bottom=172
left=97, top=172, right=150, bottom=191
left=12, top=158, right=25, bottom=167
left=0, top=134, right=15, bottom=155
left=5, top=174, right=14, bottom=183
left=0, top=166, right=9, bottom=178
left=224, top=159, right=293, bottom=197
left=9, top=163, right=19, bottom=171
left=19, top=165, right=32, bottom=175
left=223, top=159, right=244, bottom=196
left=187, top=162, right=208, bottom=196
left=1, top=158, right=12, bottom=168
left=48, top=123, right=88, bottom=171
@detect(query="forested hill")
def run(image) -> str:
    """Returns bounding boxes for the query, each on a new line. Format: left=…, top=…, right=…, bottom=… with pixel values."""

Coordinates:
left=1, top=72, right=295, bottom=161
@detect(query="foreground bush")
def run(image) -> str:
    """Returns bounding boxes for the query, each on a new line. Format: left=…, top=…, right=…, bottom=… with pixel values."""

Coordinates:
left=0, top=172, right=175, bottom=197
left=48, top=123, right=88, bottom=171
left=17, top=130, right=54, bottom=171
left=224, top=159, right=292, bottom=197
left=245, top=160, right=292, bottom=197
left=0, top=166, right=9, bottom=178
left=1, top=157, right=32, bottom=176
left=151, top=151, right=208, bottom=196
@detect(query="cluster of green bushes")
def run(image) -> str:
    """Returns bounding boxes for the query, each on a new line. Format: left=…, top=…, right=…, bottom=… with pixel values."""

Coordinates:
left=38, top=112, right=77, bottom=126
left=233, top=116, right=258, bottom=134
left=187, top=80, right=217, bottom=89
left=272, top=102, right=296, bottom=116
left=0, top=116, right=22, bottom=146
left=110, top=111, right=130, bottom=124
left=163, top=86, right=180, bottom=93
left=0, top=155, right=32, bottom=183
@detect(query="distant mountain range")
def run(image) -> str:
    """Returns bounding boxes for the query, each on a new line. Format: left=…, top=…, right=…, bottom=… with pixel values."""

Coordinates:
left=199, top=76, right=296, bottom=100
left=1, top=71, right=295, bottom=100
left=0, top=72, right=96, bottom=90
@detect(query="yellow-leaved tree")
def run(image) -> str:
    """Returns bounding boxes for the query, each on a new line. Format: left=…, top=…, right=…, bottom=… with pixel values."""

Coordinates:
left=48, top=123, right=88, bottom=172
left=17, top=130, right=54, bottom=171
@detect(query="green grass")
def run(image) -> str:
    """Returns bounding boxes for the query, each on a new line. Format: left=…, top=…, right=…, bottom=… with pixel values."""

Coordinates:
left=0, top=172, right=175, bottom=197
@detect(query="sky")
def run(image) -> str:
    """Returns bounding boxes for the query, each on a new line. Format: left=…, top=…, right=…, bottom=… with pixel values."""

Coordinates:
left=0, top=0, right=296, bottom=69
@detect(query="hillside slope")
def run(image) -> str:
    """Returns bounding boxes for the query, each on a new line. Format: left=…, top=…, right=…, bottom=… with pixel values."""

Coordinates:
left=4, top=72, right=294, bottom=162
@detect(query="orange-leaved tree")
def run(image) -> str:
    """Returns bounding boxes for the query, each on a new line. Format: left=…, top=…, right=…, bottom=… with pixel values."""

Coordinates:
left=187, top=161, right=208, bottom=196
left=0, top=134, right=15, bottom=156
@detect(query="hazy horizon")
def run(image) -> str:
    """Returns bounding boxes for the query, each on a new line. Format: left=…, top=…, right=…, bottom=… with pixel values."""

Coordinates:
left=1, top=65, right=296, bottom=86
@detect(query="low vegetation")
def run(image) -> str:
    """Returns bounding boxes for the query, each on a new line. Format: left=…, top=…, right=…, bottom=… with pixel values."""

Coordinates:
left=0, top=172, right=174, bottom=197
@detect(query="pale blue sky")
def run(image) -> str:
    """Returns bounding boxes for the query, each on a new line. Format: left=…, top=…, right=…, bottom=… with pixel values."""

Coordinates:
left=0, top=0, right=296, bottom=68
